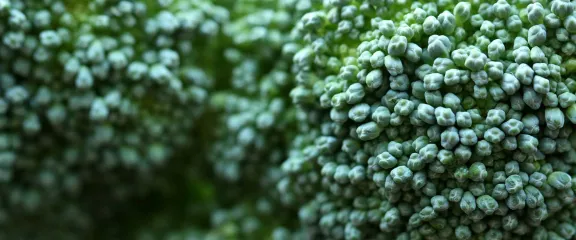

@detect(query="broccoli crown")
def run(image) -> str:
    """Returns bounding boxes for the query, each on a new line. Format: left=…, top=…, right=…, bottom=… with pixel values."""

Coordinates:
left=5, top=0, right=576, bottom=239
left=0, top=0, right=227, bottom=236
left=280, top=0, right=576, bottom=239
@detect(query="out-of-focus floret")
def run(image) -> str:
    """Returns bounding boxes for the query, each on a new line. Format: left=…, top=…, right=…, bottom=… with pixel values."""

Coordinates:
left=0, top=0, right=227, bottom=236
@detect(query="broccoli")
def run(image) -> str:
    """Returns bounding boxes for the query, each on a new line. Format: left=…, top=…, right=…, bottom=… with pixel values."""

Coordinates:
left=4, top=0, right=576, bottom=239
left=0, top=0, right=227, bottom=237
left=279, top=0, right=576, bottom=239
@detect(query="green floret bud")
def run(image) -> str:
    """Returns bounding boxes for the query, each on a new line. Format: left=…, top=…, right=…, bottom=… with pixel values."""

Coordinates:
left=456, top=112, right=472, bottom=128
left=370, top=51, right=385, bottom=68
left=431, top=195, right=449, bottom=211
left=349, top=103, right=371, bottom=122
left=528, top=25, right=547, bottom=47
left=505, top=175, right=524, bottom=194
left=484, top=127, right=505, bottom=143
left=476, top=195, right=498, bottom=215
left=437, top=149, right=455, bottom=166
left=423, top=16, right=440, bottom=35
left=530, top=47, right=547, bottom=63
left=419, top=206, right=437, bottom=221
left=89, top=98, right=109, bottom=121
left=455, top=225, right=472, bottom=240
left=434, top=107, right=455, bottom=126
left=493, top=171, right=507, bottom=184
left=566, top=15, right=576, bottom=32
left=506, top=15, right=522, bottom=33
left=356, top=122, right=382, bottom=141
left=493, top=0, right=511, bottom=19
left=384, top=55, right=403, bottom=76
left=544, top=107, right=565, bottom=130
left=533, top=75, right=550, bottom=94
left=502, top=136, right=518, bottom=150
left=449, top=188, right=464, bottom=202
left=529, top=172, right=547, bottom=188
left=366, top=69, right=384, bottom=89
left=334, top=165, right=351, bottom=184
left=390, top=166, right=413, bottom=184
left=460, top=191, right=476, bottom=214
left=465, top=49, right=488, bottom=71
left=527, top=3, right=545, bottom=25
left=426, top=90, right=444, bottom=107
left=518, top=134, right=539, bottom=153
left=418, top=144, right=438, bottom=163
left=523, top=88, right=543, bottom=110
left=388, top=35, right=408, bottom=57
left=486, top=109, right=506, bottom=126
left=108, top=51, right=128, bottom=70
left=372, top=106, right=391, bottom=127
left=405, top=43, right=422, bottom=63
left=470, top=14, right=484, bottom=28
left=438, top=11, right=456, bottom=35
left=444, top=69, right=461, bottom=86
left=390, top=74, right=410, bottom=91
left=453, top=2, right=471, bottom=23
left=394, top=99, right=415, bottom=116
left=551, top=0, right=574, bottom=19
left=75, top=66, right=94, bottom=89
left=459, top=129, right=477, bottom=146
left=440, top=127, right=459, bottom=150
left=127, top=62, right=149, bottom=81
left=433, top=58, right=455, bottom=74
left=428, top=35, right=451, bottom=58
left=469, top=162, right=487, bottom=181
left=377, top=152, right=398, bottom=169
left=524, top=185, right=544, bottom=208
left=480, top=21, right=495, bottom=37
left=39, top=30, right=62, bottom=48
left=515, top=63, right=534, bottom=85
left=506, top=189, right=526, bottom=210
left=485, top=61, right=504, bottom=80
left=346, top=83, right=365, bottom=104
left=407, top=154, right=425, bottom=171
left=504, top=161, right=520, bottom=176
left=487, top=40, right=505, bottom=61
left=451, top=49, right=468, bottom=67
left=502, top=214, right=519, bottom=231
left=566, top=103, right=576, bottom=124
left=492, top=184, right=509, bottom=200
left=548, top=172, right=572, bottom=190
left=424, top=73, right=444, bottom=91
left=513, top=46, right=531, bottom=64
left=559, top=92, right=576, bottom=108
left=378, top=20, right=395, bottom=37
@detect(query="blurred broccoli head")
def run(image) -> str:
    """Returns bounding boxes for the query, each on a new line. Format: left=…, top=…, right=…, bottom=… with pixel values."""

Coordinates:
left=0, top=0, right=227, bottom=235
left=280, top=0, right=576, bottom=239
left=201, top=1, right=312, bottom=238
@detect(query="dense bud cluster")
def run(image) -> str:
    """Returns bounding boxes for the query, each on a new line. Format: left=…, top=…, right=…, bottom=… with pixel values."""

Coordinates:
left=0, top=0, right=227, bottom=235
left=281, top=0, right=576, bottom=239
left=207, top=0, right=306, bottom=183
left=5, top=0, right=576, bottom=239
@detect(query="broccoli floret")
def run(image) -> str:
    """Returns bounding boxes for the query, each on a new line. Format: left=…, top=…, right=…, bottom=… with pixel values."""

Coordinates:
left=0, top=0, right=227, bottom=237
left=278, top=0, right=576, bottom=239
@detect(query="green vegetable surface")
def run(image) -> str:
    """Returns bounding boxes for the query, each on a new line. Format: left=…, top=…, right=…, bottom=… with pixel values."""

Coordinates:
left=2, top=0, right=576, bottom=239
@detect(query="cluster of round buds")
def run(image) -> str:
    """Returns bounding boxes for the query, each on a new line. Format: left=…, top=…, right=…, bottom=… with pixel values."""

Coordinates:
left=0, top=0, right=228, bottom=234
left=281, top=0, right=576, bottom=239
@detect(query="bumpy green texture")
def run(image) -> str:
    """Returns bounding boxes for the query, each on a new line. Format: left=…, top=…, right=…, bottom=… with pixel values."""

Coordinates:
left=0, top=0, right=227, bottom=236
left=128, top=1, right=311, bottom=239
left=280, top=0, right=576, bottom=239
left=6, top=0, right=576, bottom=239
left=192, top=0, right=311, bottom=238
